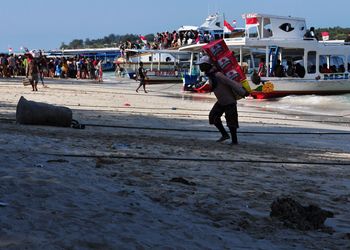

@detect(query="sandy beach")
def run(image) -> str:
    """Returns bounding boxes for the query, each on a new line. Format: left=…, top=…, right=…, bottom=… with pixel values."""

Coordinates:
left=0, top=77, right=350, bottom=249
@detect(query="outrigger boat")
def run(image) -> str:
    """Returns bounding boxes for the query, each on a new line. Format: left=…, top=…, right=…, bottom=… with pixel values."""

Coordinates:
left=179, top=13, right=350, bottom=98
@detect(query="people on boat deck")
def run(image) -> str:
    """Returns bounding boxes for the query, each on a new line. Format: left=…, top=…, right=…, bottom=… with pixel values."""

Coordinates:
left=295, top=63, right=306, bottom=78
left=197, top=55, right=247, bottom=145
left=284, top=61, right=305, bottom=78
left=286, top=61, right=295, bottom=77
left=304, top=27, right=319, bottom=40
left=338, top=64, right=346, bottom=73
left=273, top=59, right=285, bottom=77
left=135, top=62, right=148, bottom=93
left=257, top=58, right=267, bottom=77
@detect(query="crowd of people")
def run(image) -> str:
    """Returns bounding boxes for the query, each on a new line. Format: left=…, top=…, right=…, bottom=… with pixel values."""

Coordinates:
left=0, top=53, right=104, bottom=82
left=118, top=30, right=217, bottom=52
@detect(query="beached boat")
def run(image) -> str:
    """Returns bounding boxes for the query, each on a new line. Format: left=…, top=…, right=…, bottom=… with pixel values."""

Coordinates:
left=179, top=13, right=350, bottom=99
left=118, top=49, right=193, bottom=84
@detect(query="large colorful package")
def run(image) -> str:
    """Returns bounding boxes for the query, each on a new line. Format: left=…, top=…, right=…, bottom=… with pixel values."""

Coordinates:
left=202, top=39, right=251, bottom=93
left=202, top=39, right=229, bottom=59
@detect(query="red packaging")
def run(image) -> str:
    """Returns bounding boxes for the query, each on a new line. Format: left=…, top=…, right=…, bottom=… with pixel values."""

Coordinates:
left=217, top=53, right=235, bottom=71
left=215, top=51, right=245, bottom=82
left=203, top=39, right=248, bottom=86
left=223, top=67, right=241, bottom=82
left=202, top=39, right=229, bottom=59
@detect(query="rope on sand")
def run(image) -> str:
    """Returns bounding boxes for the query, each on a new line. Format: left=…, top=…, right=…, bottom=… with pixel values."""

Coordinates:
left=46, top=152, right=350, bottom=166
left=83, top=123, right=350, bottom=135
left=0, top=117, right=349, bottom=135
left=80, top=110, right=349, bottom=124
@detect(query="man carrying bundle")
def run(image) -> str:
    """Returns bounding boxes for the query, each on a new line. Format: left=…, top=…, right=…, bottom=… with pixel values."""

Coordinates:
left=197, top=55, right=247, bottom=145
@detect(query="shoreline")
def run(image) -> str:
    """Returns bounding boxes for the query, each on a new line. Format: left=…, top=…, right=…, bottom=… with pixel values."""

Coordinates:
left=0, top=78, right=349, bottom=249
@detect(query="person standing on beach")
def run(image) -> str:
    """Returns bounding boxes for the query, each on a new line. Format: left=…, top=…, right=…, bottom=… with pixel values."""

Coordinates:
left=96, top=60, right=103, bottom=83
left=135, top=62, right=148, bottom=93
left=197, top=55, right=247, bottom=145
left=38, top=54, right=47, bottom=87
left=26, top=53, right=39, bottom=91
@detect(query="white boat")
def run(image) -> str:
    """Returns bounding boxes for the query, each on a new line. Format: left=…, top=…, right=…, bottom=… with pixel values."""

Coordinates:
left=179, top=13, right=350, bottom=98
left=118, top=49, right=193, bottom=84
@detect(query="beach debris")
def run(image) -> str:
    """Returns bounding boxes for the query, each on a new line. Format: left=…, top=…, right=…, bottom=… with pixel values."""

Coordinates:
left=124, top=103, right=131, bottom=107
left=342, top=233, right=350, bottom=240
left=171, top=107, right=177, bottom=110
left=96, top=157, right=116, bottom=168
left=270, top=196, right=334, bottom=231
left=16, top=96, right=73, bottom=127
left=0, top=201, right=9, bottom=207
left=71, top=119, right=85, bottom=129
left=111, top=143, right=129, bottom=150
left=170, top=177, right=196, bottom=186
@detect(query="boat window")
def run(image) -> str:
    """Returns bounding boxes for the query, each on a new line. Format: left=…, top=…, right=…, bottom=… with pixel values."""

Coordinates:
left=267, top=48, right=305, bottom=77
left=319, top=55, right=345, bottom=73
left=331, top=56, right=346, bottom=72
left=307, top=51, right=316, bottom=74
left=263, top=18, right=273, bottom=38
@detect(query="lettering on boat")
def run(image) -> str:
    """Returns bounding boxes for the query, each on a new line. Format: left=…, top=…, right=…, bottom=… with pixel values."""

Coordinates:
left=323, top=73, right=349, bottom=80
left=154, top=70, right=177, bottom=77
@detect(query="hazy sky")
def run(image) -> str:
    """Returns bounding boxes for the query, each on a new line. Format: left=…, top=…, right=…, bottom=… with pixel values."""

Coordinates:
left=1, top=0, right=350, bottom=51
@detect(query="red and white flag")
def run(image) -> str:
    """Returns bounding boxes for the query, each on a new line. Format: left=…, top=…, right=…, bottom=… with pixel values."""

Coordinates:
left=139, top=35, right=147, bottom=44
left=321, top=32, right=329, bottom=41
left=224, top=20, right=234, bottom=33
left=243, top=14, right=259, bottom=27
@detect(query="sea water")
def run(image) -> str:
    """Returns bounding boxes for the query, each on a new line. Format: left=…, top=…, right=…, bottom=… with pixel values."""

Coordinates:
left=102, top=71, right=350, bottom=116
left=253, top=94, right=350, bottom=117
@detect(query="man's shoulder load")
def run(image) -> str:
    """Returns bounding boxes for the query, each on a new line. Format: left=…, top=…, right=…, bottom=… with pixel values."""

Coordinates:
left=202, top=39, right=251, bottom=94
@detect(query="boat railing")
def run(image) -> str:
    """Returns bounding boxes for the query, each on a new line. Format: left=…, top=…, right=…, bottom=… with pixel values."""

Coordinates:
left=320, top=40, right=350, bottom=46
left=224, top=37, right=246, bottom=43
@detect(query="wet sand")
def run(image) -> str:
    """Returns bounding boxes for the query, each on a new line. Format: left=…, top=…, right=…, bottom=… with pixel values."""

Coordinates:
left=0, top=77, right=350, bottom=249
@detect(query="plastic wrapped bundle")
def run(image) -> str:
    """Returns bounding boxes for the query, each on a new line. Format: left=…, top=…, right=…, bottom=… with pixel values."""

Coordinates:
left=16, top=96, right=72, bottom=127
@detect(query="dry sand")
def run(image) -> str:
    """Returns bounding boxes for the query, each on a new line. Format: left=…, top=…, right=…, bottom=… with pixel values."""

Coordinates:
left=0, top=77, right=350, bottom=249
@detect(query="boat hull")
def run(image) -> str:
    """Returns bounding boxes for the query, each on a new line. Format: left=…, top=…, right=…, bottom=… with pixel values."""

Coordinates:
left=250, top=77, right=350, bottom=99
left=128, top=72, right=183, bottom=84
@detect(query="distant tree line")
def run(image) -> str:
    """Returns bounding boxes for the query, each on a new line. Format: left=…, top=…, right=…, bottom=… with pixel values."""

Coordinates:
left=60, top=33, right=154, bottom=49
left=60, top=27, right=350, bottom=49
left=315, top=27, right=350, bottom=40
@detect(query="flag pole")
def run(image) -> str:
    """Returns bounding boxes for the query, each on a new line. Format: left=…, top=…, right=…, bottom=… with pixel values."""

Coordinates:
left=223, top=13, right=225, bottom=39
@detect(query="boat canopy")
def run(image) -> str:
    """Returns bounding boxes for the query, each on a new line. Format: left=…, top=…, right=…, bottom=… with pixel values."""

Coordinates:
left=178, top=25, right=198, bottom=32
left=199, top=13, right=223, bottom=32
left=242, top=13, right=307, bottom=40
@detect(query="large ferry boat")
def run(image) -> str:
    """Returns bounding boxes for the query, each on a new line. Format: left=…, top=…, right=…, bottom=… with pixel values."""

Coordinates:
left=180, top=13, right=350, bottom=99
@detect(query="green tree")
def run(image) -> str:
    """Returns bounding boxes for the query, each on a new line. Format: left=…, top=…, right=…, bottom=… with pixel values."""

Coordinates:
left=68, top=39, right=84, bottom=49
